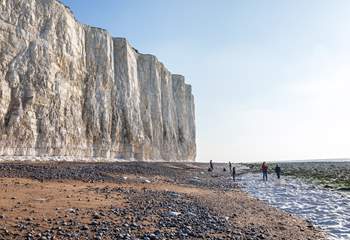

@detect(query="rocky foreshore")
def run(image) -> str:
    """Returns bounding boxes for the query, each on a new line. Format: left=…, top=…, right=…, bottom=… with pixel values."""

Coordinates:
left=244, top=161, right=350, bottom=191
left=0, top=161, right=326, bottom=240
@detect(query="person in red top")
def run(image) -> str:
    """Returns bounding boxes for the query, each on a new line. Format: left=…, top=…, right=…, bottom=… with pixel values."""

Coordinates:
left=261, top=162, right=268, bottom=181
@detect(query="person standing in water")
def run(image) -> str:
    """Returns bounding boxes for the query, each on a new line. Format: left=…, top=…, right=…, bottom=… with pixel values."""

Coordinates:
left=232, top=167, right=236, bottom=181
left=229, top=162, right=232, bottom=173
left=261, top=162, right=268, bottom=181
left=275, top=164, right=281, bottom=179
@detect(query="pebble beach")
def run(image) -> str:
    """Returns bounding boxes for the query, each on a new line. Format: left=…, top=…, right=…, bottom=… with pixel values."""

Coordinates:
left=0, top=161, right=326, bottom=240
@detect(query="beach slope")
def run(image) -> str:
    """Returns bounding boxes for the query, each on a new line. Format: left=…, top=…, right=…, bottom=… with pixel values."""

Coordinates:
left=0, top=161, right=325, bottom=239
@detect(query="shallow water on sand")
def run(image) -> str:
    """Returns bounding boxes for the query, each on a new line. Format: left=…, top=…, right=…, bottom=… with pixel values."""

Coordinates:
left=239, top=173, right=350, bottom=240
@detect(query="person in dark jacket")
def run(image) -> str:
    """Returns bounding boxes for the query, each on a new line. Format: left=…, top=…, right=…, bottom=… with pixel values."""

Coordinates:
left=229, top=161, right=232, bottom=173
left=275, top=164, right=281, bottom=179
left=208, top=160, right=214, bottom=172
left=232, top=167, right=236, bottom=181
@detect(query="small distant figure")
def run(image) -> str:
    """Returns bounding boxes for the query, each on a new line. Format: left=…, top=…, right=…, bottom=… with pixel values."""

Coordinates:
left=223, top=167, right=226, bottom=172
left=232, top=167, right=236, bottom=181
left=275, top=164, right=281, bottom=179
left=208, top=160, right=214, bottom=172
left=229, top=162, right=232, bottom=172
left=261, top=162, right=268, bottom=181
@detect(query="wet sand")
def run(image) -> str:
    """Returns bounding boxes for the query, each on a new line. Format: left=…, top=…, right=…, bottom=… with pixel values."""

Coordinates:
left=0, top=161, right=326, bottom=239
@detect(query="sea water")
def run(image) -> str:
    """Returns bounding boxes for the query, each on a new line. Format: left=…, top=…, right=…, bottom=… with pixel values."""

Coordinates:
left=238, top=173, right=350, bottom=240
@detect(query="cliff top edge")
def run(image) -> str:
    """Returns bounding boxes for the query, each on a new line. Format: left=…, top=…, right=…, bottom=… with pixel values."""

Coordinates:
left=50, top=0, right=189, bottom=83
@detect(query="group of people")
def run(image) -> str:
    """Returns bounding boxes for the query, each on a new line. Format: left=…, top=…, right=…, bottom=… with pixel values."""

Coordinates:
left=261, top=162, right=281, bottom=181
left=209, top=160, right=236, bottom=181
left=208, top=160, right=282, bottom=182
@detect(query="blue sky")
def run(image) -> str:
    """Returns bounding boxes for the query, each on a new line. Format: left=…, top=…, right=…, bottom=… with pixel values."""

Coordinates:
left=61, top=0, right=350, bottom=162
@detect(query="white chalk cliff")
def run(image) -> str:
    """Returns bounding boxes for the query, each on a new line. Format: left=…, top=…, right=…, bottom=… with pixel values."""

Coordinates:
left=0, top=0, right=196, bottom=161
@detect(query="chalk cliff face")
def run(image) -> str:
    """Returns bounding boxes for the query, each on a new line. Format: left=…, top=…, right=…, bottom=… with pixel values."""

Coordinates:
left=0, top=0, right=196, bottom=161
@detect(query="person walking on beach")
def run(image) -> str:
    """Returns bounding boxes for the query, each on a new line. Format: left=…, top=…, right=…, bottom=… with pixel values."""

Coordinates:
left=275, top=164, right=281, bottom=179
left=208, top=160, right=214, bottom=171
left=261, top=162, right=268, bottom=181
left=229, top=162, right=232, bottom=173
left=232, top=166, right=236, bottom=181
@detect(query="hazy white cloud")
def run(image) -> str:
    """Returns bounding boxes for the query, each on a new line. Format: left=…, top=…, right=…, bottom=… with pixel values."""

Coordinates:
left=197, top=41, right=350, bottom=162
